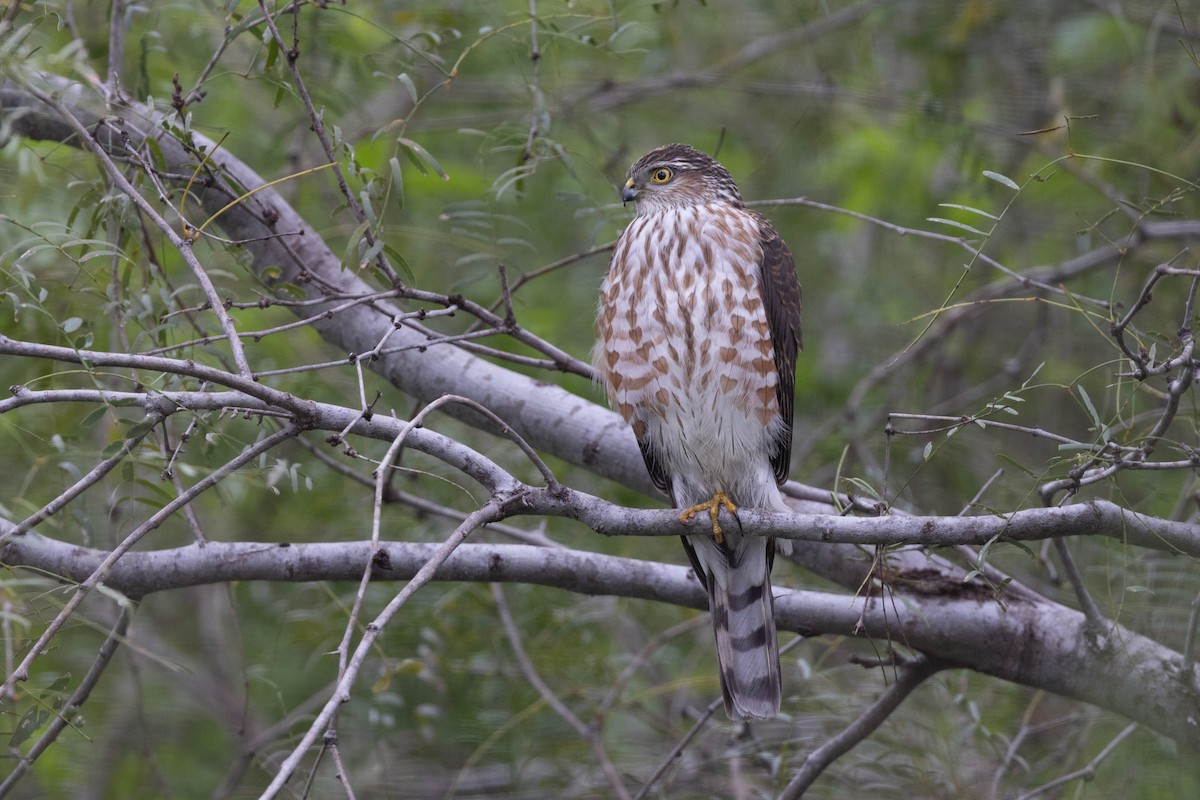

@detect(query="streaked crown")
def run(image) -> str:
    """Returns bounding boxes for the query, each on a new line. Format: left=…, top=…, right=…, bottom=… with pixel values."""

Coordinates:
left=622, top=143, right=743, bottom=213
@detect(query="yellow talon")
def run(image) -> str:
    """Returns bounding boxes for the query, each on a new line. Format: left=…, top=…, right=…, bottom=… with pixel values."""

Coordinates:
left=678, top=491, right=737, bottom=545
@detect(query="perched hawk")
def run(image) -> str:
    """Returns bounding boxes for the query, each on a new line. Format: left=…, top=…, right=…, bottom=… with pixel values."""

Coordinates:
left=595, top=143, right=802, bottom=720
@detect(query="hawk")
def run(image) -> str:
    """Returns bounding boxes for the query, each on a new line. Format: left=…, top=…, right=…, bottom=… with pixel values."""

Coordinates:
left=595, top=143, right=802, bottom=720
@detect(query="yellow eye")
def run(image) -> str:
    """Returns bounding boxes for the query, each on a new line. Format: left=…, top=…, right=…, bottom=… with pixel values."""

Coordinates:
left=650, top=167, right=673, bottom=184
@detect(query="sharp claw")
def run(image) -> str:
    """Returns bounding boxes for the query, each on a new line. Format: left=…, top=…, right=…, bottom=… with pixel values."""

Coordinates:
left=678, top=491, right=737, bottom=545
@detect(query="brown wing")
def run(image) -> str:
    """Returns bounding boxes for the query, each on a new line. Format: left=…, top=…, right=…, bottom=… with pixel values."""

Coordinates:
left=754, top=212, right=802, bottom=485
left=638, top=437, right=671, bottom=497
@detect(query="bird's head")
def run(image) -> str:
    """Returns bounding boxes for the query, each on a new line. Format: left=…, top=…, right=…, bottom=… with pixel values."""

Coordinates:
left=620, top=143, right=743, bottom=216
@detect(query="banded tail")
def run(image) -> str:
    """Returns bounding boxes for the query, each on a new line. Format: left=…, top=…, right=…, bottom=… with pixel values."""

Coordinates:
left=685, top=532, right=781, bottom=720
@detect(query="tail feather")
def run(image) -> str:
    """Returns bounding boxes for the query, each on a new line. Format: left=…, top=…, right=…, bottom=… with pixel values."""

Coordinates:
left=687, top=533, right=781, bottom=720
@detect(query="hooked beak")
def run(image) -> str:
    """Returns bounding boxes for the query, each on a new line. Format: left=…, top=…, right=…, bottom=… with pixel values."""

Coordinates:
left=621, top=178, right=639, bottom=204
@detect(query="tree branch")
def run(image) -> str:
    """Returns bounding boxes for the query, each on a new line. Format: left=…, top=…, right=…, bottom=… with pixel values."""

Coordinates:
left=778, top=654, right=945, bottom=799
left=4, top=534, right=1199, bottom=751
left=259, top=503, right=504, bottom=799
left=0, top=82, right=650, bottom=494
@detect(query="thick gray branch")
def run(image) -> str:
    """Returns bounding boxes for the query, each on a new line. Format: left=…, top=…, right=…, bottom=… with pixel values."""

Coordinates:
left=4, top=532, right=1198, bottom=750
left=5, top=384, right=1193, bottom=557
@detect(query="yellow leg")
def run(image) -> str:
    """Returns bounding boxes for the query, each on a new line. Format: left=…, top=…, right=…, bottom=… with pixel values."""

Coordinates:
left=678, top=491, right=737, bottom=545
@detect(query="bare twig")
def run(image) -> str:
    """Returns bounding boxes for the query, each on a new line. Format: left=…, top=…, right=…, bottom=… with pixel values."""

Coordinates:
left=106, top=0, right=126, bottom=98
left=632, top=634, right=808, bottom=799
left=597, top=615, right=709, bottom=717
left=147, top=290, right=435, bottom=355
left=259, top=502, right=505, bottom=799
left=778, top=654, right=944, bottom=799
left=2, top=421, right=158, bottom=541
left=11, top=84, right=254, bottom=378
left=0, top=423, right=301, bottom=698
left=522, top=0, right=542, bottom=165
left=480, top=242, right=615, bottom=320
left=491, top=583, right=632, bottom=800
left=952, top=469, right=1044, bottom=602
left=1181, top=589, right=1200, bottom=688
left=988, top=691, right=1046, bottom=800
left=1039, top=268, right=1199, bottom=506
left=1013, top=722, right=1138, bottom=800
left=210, top=681, right=337, bottom=799
left=1051, top=537, right=1108, bottom=638
left=294, top=436, right=561, bottom=547
left=1110, top=256, right=1188, bottom=378
left=631, top=697, right=724, bottom=800
left=0, top=605, right=134, bottom=797
left=385, top=394, right=560, bottom=491
left=255, top=0, right=403, bottom=285
left=328, top=735, right=359, bottom=800
left=395, top=285, right=592, bottom=377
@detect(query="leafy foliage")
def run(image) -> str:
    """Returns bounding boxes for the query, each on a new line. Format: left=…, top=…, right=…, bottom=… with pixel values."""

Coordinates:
left=2, top=1, right=1200, bottom=798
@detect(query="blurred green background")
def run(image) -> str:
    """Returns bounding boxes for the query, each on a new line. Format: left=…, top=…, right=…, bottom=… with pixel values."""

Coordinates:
left=2, top=1, right=1200, bottom=797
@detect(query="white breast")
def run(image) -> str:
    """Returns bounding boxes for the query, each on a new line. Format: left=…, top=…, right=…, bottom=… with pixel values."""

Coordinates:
left=595, top=204, right=782, bottom=506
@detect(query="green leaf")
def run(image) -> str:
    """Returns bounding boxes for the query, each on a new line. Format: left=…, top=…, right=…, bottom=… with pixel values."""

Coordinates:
left=342, top=220, right=371, bottom=267
left=996, top=452, right=1038, bottom=478
left=397, top=138, right=449, bottom=181
left=9, top=705, right=49, bottom=748
left=397, top=72, right=419, bottom=105
left=125, top=417, right=158, bottom=440
left=1022, top=362, right=1046, bottom=388
left=264, top=35, right=279, bottom=70
left=79, top=405, right=109, bottom=429
left=983, top=169, right=1021, bottom=191
left=938, top=202, right=999, bottom=220
left=381, top=244, right=415, bottom=283
left=1076, top=385, right=1109, bottom=439
left=842, top=477, right=884, bottom=503
left=145, top=138, right=167, bottom=172
left=388, top=156, right=404, bottom=210
left=927, top=217, right=989, bottom=237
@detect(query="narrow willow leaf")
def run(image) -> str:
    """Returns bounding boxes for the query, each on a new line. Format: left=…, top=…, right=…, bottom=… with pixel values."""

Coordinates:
left=397, top=72, right=419, bottom=106
left=382, top=244, right=415, bottom=282
left=79, top=405, right=109, bottom=429
left=983, top=169, right=1020, bottom=191
left=927, top=217, right=988, bottom=236
left=995, top=452, right=1038, bottom=478
left=389, top=156, right=404, bottom=210
left=1077, top=385, right=1109, bottom=439
left=1023, top=362, right=1046, bottom=386
left=843, top=477, right=884, bottom=502
left=398, top=137, right=449, bottom=180
left=938, top=202, right=999, bottom=220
